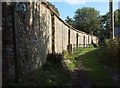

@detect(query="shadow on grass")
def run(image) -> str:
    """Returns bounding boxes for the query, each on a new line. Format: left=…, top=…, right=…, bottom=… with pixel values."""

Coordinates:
left=75, top=47, right=118, bottom=87
left=3, top=48, right=119, bottom=87
left=18, top=62, right=71, bottom=87
left=2, top=53, right=72, bottom=87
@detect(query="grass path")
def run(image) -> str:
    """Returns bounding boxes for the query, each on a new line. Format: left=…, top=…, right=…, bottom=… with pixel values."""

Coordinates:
left=67, top=47, right=118, bottom=87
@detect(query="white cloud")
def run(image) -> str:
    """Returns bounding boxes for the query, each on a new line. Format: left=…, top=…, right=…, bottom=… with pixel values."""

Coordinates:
left=66, top=0, right=86, bottom=5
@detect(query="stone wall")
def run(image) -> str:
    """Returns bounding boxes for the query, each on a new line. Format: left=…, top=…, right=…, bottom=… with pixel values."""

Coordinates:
left=2, top=2, right=15, bottom=81
left=15, top=2, right=52, bottom=77
left=93, top=35, right=99, bottom=44
left=54, top=16, right=63, bottom=53
left=2, top=2, right=99, bottom=82
left=70, top=29, right=77, bottom=48
left=62, top=24, right=68, bottom=52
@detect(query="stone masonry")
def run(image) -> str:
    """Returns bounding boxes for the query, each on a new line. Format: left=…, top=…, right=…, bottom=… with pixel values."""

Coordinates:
left=2, top=2, right=99, bottom=83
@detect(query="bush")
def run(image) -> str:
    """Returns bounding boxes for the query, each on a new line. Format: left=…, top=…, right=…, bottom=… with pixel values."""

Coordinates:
left=47, top=53, right=63, bottom=64
left=106, top=37, right=120, bottom=64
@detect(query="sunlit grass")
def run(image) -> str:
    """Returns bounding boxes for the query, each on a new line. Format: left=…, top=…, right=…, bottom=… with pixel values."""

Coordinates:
left=80, top=48, right=116, bottom=86
left=63, top=47, right=96, bottom=70
left=64, top=47, right=116, bottom=86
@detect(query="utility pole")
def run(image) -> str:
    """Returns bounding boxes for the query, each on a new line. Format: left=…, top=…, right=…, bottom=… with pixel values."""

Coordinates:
left=118, top=1, right=120, bottom=17
left=109, top=0, right=114, bottom=39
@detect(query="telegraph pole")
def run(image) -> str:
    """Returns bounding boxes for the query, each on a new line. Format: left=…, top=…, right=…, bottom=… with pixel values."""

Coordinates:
left=118, top=1, right=120, bottom=16
left=109, top=0, right=114, bottom=39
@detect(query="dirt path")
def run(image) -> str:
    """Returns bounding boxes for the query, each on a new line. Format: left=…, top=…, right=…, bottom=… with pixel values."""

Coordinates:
left=71, top=60, right=91, bottom=88
left=71, top=70, right=91, bottom=88
left=102, top=65, right=120, bottom=88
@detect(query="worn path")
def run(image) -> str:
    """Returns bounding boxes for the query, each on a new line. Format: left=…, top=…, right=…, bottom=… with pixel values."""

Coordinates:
left=71, top=60, right=91, bottom=88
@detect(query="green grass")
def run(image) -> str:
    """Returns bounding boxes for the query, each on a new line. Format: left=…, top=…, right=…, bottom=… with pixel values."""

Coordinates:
left=82, top=57, right=114, bottom=86
left=64, top=59, right=77, bottom=70
left=5, top=47, right=117, bottom=87
left=63, top=47, right=96, bottom=70
left=64, top=47, right=116, bottom=87
left=79, top=48, right=116, bottom=86
left=8, top=62, right=72, bottom=87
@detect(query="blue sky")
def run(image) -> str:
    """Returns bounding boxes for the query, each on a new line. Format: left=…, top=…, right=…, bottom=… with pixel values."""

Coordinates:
left=50, top=1, right=118, bottom=21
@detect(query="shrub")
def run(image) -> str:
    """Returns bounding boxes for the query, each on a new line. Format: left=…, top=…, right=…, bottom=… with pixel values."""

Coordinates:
left=106, top=37, right=120, bottom=64
left=47, top=53, right=63, bottom=65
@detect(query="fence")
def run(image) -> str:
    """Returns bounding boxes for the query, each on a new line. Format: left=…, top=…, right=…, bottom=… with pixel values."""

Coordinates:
left=2, top=2, right=99, bottom=83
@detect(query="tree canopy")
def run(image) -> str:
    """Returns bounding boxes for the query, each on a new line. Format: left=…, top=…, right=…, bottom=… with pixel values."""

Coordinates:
left=65, top=7, right=120, bottom=42
left=99, top=12, right=110, bottom=41
left=65, top=16, right=74, bottom=26
left=74, top=7, right=100, bottom=35
left=65, top=7, right=101, bottom=36
left=114, top=9, right=120, bottom=27
left=99, top=10, right=120, bottom=39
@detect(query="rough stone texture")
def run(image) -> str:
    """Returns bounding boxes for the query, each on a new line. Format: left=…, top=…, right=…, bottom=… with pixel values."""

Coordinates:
left=2, top=2, right=15, bottom=81
left=70, top=29, right=77, bottom=48
left=62, top=24, right=68, bottom=52
left=15, top=2, right=51, bottom=76
left=78, top=33, right=83, bottom=47
left=54, top=16, right=69, bottom=53
left=2, top=2, right=99, bottom=82
left=40, top=3, right=52, bottom=53
left=54, top=16, right=63, bottom=53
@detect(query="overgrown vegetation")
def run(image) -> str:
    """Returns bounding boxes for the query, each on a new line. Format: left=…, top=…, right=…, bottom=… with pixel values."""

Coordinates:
left=105, top=37, right=120, bottom=69
left=47, top=2, right=60, bottom=16
left=47, top=53, right=63, bottom=65
left=63, top=46, right=96, bottom=70
left=19, top=63, right=71, bottom=86
left=5, top=53, right=72, bottom=87
left=63, top=47, right=85, bottom=70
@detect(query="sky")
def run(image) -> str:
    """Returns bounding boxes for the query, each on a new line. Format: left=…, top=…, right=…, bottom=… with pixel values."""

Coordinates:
left=50, top=1, right=119, bottom=21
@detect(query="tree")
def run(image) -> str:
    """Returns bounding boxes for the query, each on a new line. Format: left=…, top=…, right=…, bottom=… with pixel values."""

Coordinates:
left=73, top=7, right=101, bottom=36
left=100, top=12, right=110, bottom=39
left=114, top=9, right=120, bottom=27
left=47, top=2, right=60, bottom=16
left=65, top=7, right=119, bottom=42
left=65, top=16, right=74, bottom=26
left=100, top=10, right=120, bottom=39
